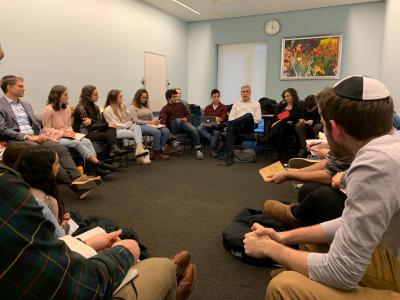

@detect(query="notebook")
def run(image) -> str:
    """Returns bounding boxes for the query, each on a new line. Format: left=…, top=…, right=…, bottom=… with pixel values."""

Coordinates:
left=200, top=116, right=217, bottom=126
left=258, top=161, right=286, bottom=181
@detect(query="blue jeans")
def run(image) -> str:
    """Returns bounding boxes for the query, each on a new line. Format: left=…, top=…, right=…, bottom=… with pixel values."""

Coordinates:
left=140, top=124, right=170, bottom=151
left=59, top=137, right=96, bottom=160
left=116, top=124, right=143, bottom=144
left=170, top=118, right=201, bottom=146
left=197, top=125, right=221, bottom=150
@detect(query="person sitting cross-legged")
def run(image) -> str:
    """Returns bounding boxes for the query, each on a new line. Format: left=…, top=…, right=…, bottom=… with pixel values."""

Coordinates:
left=160, top=89, right=204, bottom=160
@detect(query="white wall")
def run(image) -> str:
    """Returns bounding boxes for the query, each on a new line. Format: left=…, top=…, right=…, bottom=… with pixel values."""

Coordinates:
left=380, top=0, right=400, bottom=111
left=188, top=2, right=385, bottom=106
left=0, top=0, right=188, bottom=112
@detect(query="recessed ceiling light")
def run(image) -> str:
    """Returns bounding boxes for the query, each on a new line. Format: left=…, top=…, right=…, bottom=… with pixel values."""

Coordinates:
left=171, top=0, right=200, bottom=15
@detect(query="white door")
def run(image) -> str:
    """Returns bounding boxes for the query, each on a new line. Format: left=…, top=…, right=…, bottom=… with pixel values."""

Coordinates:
left=144, top=52, right=167, bottom=112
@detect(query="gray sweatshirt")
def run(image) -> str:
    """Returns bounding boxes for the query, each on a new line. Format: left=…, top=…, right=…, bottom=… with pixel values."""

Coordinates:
left=308, top=131, right=400, bottom=290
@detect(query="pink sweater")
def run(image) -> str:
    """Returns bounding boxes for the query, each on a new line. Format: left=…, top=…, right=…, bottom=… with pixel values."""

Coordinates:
left=42, top=104, right=73, bottom=141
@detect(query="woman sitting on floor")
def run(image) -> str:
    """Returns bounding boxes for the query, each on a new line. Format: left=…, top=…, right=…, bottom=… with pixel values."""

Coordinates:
left=42, top=85, right=116, bottom=177
left=130, top=89, right=170, bottom=160
left=104, top=89, right=151, bottom=165
left=73, top=85, right=127, bottom=159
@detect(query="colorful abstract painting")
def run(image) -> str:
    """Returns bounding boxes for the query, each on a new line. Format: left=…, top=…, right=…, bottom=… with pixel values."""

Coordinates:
left=280, top=34, right=342, bottom=80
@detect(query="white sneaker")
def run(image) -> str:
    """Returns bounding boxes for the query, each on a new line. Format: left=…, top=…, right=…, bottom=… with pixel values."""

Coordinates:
left=196, top=150, right=204, bottom=160
left=142, top=154, right=152, bottom=165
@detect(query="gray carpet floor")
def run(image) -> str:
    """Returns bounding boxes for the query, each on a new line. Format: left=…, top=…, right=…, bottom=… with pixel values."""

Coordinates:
left=61, top=152, right=297, bottom=300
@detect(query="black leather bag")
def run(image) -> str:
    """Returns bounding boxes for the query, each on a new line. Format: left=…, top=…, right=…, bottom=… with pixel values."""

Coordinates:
left=259, top=97, right=277, bottom=115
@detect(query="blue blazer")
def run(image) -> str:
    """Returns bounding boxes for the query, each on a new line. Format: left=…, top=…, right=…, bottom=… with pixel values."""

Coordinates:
left=0, top=96, right=41, bottom=141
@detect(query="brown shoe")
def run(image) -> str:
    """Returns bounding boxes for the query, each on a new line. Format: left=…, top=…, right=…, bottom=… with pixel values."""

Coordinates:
left=176, top=264, right=196, bottom=300
left=170, top=250, right=191, bottom=281
left=154, top=150, right=170, bottom=160
left=264, top=200, right=300, bottom=225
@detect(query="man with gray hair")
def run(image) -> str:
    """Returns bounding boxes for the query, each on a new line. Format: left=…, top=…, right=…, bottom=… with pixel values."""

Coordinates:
left=223, top=85, right=261, bottom=166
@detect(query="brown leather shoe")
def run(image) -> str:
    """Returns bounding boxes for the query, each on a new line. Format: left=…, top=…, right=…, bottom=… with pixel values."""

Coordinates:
left=264, top=200, right=300, bottom=226
left=176, top=264, right=196, bottom=300
left=170, top=250, right=191, bottom=281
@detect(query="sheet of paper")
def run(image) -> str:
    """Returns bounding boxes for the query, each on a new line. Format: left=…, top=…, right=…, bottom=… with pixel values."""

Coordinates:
left=259, top=161, right=286, bottom=181
left=66, top=218, right=79, bottom=235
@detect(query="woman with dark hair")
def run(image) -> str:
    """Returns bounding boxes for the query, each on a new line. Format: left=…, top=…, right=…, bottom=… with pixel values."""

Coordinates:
left=104, top=89, right=151, bottom=164
left=130, top=89, right=170, bottom=160
left=3, top=143, right=66, bottom=237
left=73, top=85, right=126, bottom=158
left=42, top=85, right=116, bottom=176
left=268, top=88, right=301, bottom=155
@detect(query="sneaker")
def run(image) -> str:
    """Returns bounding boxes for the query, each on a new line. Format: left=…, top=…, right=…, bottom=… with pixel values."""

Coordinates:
left=288, top=157, right=319, bottom=169
left=69, top=185, right=94, bottom=200
left=264, top=200, right=300, bottom=226
left=136, top=156, right=144, bottom=165
left=141, top=154, right=152, bottom=165
left=172, top=140, right=183, bottom=155
left=71, top=174, right=101, bottom=190
left=196, top=150, right=203, bottom=160
left=135, top=143, right=150, bottom=158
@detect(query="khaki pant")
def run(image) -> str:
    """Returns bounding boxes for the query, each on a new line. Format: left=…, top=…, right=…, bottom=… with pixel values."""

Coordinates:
left=267, top=245, right=400, bottom=300
left=114, top=258, right=177, bottom=300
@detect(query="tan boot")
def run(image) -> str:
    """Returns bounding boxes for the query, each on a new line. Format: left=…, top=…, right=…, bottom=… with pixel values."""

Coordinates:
left=264, top=200, right=300, bottom=225
left=135, top=143, right=149, bottom=158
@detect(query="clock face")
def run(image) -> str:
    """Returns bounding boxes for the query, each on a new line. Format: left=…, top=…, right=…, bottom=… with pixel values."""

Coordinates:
left=265, top=19, right=280, bottom=36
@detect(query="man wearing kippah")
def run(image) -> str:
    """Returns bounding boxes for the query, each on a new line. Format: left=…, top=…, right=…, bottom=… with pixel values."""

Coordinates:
left=244, top=76, right=400, bottom=299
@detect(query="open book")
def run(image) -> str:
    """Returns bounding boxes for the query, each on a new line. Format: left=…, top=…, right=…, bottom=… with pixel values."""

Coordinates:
left=258, top=161, right=286, bottom=181
left=59, top=227, right=138, bottom=295
left=74, top=133, right=87, bottom=141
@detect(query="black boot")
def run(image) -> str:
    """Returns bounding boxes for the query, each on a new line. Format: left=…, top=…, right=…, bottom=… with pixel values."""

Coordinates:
left=95, top=166, right=111, bottom=177
left=110, top=144, right=128, bottom=158
left=98, top=161, right=118, bottom=171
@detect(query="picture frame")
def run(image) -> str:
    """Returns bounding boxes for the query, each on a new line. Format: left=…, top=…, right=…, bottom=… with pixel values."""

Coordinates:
left=280, top=34, right=342, bottom=80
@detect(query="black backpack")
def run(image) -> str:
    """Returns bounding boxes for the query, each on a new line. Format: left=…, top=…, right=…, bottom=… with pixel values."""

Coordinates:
left=222, top=208, right=288, bottom=266
left=259, top=97, right=277, bottom=115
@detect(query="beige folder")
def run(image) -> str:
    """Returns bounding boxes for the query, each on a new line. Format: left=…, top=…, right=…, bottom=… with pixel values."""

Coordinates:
left=258, top=161, right=286, bottom=181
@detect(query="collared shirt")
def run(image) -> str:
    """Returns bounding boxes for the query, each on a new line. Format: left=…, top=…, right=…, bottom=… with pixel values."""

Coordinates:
left=5, top=96, right=34, bottom=135
left=308, top=131, right=400, bottom=291
left=203, top=103, right=228, bottom=122
left=228, top=99, right=262, bottom=124
left=0, top=165, right=134, bottom=298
